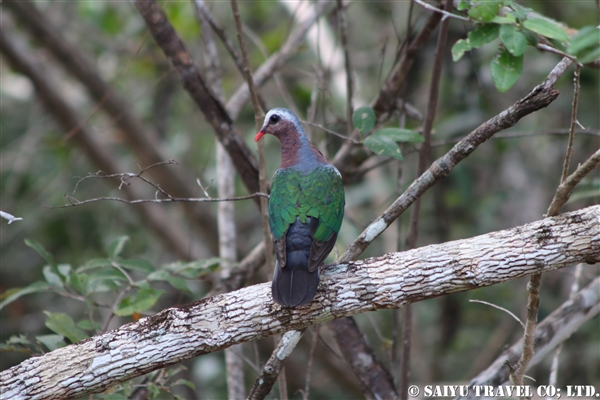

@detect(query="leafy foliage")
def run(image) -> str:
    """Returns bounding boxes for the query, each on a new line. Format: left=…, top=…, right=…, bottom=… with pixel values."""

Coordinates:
left=451, top=1, right=599, bottom=91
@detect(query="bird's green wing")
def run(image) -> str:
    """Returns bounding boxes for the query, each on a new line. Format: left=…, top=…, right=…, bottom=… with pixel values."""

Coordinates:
left=269, top=165, right=345, bottom=245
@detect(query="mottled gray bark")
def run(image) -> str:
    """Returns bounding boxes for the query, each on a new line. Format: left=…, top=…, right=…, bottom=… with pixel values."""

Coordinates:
left=1, top=206, right=599, bottom=399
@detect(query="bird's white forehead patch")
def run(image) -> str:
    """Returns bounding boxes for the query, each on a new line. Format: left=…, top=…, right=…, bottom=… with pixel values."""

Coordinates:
left=264, top=108, right=299, bottom=125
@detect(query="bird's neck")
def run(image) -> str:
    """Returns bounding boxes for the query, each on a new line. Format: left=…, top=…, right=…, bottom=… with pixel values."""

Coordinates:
left=278, top=131, right=327, bottom=170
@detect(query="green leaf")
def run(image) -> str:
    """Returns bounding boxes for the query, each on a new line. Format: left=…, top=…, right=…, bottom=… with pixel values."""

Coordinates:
left=500, top=25, right=527, bottom=56
left=363, top=135, right=403, bottom=161
left=523, top=18, right=568, bottom=42
left=567, top=26, right=600, bottom=56
left=468, top=24, right=500, bottom=48
left=163, top=258, right=223, bottom=278
left=375, top=128, right=424, bottom=143
left=43, top=265, right=64, bottom=287
left=36, top=334, right=67, bottom=351
left=352, top=106, right=376, bottom=135
left=76, top=319, right=101, bottom=331
left=24, top=238, right=56, bottom=268
left=576, top=45, right=600, bottom=64
left=68, top=272, right=90, bottom=295
left=456, top=0, right=470, bottom=11
left=148, top=270, right=191, bottom=293
left=78, top=258, right=112, bottom=272
left=452, top=39, right=473, bottom=62
left=115, top=258, right=154, bottom=274
left=108, top=236, right=130, bottom=259
left=115, top=288, right=164, bottom=317
left=0, top=281, right=52, bottom=310
left=44, top=312, right=89, bottom=343
left=491, top=49, right=523, bottom=92
left=490, top=14, right=517, bottom=24
left=468, top=0, right=502, bottom=22
left=172, top=379, right=196, bottom=391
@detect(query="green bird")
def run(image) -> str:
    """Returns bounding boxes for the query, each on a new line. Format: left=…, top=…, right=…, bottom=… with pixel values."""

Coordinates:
left=255, top=108, right=345, bottom=307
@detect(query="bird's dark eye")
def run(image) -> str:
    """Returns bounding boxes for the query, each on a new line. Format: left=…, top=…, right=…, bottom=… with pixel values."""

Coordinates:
left=269, top=114, right=281, bottom=124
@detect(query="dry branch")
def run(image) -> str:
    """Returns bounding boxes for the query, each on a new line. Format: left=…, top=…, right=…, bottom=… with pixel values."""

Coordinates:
left=2, top=206, right=598, bottom=399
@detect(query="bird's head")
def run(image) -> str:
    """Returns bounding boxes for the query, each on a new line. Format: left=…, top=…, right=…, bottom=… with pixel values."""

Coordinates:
left=254, top=108, right=303, bottom=142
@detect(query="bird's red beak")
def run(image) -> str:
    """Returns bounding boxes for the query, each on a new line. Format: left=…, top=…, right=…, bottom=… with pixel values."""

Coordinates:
left=254, top=129, right=267, bottom=142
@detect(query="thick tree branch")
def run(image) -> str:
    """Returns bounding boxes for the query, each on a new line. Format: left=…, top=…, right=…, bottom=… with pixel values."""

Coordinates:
left=2, top=206, right=598, bottom=399
left=458, top=276, right=600, bottom=400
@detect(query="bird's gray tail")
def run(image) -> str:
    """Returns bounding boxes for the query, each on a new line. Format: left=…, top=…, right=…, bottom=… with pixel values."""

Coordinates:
left=271, top=261, right=319, bottom=307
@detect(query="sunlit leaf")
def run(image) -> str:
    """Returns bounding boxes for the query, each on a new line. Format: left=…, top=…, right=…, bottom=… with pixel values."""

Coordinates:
left=491, top=49, right=523, bottom=92
left=523, top=18, right=568, bottom=41
left=352, top=106, right=376, bottom=135
left=44, top=312, right=89, bottom=343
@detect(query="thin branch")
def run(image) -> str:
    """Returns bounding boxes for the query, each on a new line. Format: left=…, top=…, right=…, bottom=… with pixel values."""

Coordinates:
left=413, top=0, right=470, bottom=22
left=546, top=147, right=600, bottom=216
left=53, top=193, right=269, bottom=209
left=560, top=65, right=581, bottom=183
left=469, top=300, right=525, bottom=329
left=302, top=121, right=361, bottom=144
left=336, top=0, right=354, bottom=135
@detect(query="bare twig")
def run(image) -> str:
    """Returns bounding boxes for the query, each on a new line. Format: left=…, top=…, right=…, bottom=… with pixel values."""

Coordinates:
left=54, top=192, right=268, bottom=209
left=413, top=0, right=470, bottom=22
left=561, top=66, right=581, bottom=183
left=302, top=121, right=361, bottom=144
left=548, top=264, right=583, bottom=387
left=336, top=0, right=354, bottom=135
left=469, top=300, right=525, bottom=329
